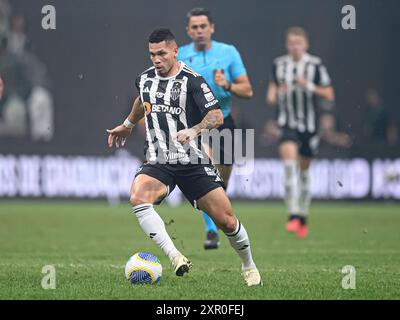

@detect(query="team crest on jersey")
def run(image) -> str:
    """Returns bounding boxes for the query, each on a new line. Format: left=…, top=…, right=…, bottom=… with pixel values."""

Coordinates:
left=170, top=80, right=183, bottom=101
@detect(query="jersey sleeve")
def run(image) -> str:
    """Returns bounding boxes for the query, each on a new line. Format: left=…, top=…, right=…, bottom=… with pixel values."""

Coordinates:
left=189, top=75, right=221, bottom=117
left=135, top=75, right=141, bottom=94
left=134, top=75, right=142, bottom=101
left=228, top=45, right=247, bottom=80
left=314, top=63, right=332, bottom=87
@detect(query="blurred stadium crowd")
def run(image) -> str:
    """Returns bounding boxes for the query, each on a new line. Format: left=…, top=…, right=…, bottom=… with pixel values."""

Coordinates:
left=0, top=0, right=53, bottom=141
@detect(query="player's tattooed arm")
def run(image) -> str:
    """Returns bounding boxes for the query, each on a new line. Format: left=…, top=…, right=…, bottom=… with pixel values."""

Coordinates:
left=107, top=96, right=144, bottom=148
left=176, top=109, right=223, bottom=145
left=195, top=109, right=224, bottom=131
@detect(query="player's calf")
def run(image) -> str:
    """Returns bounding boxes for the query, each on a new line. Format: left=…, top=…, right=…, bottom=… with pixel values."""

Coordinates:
left=198, top=188, right=262, bottom=286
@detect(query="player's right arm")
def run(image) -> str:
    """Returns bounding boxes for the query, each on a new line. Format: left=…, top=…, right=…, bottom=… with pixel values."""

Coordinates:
left=176, top=76, right=223, bottom=145
left=107, top=96, right=144, bottom=148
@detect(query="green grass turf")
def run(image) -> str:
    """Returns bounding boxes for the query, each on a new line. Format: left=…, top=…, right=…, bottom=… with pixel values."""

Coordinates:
left=0, top=200, right=399, bottom=300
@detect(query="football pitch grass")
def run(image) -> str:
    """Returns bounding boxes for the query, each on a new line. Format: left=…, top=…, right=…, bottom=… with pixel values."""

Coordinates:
left=0, top=200, right=399, bottom=300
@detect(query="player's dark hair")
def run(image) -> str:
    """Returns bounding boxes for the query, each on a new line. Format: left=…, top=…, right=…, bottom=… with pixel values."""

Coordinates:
left=148, top=28, right=176, bottom=44
left=286, top=26, right=309, bottom=41
left=187, top=7, right=213, bottom=24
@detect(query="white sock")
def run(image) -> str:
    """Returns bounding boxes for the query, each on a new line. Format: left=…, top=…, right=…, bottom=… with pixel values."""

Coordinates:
left=283, top=160, right=299, bottom=214
left=298, top=169, right=311, bottom=216
left=133, top=204, right=180, bottom=260
left=225, top=219, right=256, bottom=270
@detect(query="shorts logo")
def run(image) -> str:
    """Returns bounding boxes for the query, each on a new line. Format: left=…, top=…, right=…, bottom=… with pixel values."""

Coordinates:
left=170, top=81, right=183, bottom=101
left=135, top=165, right=144, bottom=174
left=204, top=166, right=223, bottom=182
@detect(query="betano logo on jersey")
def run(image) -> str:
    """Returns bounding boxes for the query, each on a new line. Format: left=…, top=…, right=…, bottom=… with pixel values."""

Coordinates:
left=145, top=103, right=183, bottom=115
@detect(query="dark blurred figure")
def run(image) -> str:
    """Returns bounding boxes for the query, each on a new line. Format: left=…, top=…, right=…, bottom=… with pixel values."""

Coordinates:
left=0, top=0, right=10, bottom=37
left=0, top=35, right=30, bottom=137
left=8, top=14, right=28, bottom=56
left=319, top=112, right=352, bottom=148
left=0, top=12, right=54, bottom=141
left=364, top=88, right=398, bottom=145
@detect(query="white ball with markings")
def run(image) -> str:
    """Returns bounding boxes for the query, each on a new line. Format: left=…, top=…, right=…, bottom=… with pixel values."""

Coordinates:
left=125, top=252, right=162, bottom=284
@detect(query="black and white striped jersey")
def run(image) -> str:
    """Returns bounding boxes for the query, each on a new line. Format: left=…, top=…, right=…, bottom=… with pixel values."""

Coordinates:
left=271, top=53, right=332, bottom=134
left=135, top=62, right=220, bottom=164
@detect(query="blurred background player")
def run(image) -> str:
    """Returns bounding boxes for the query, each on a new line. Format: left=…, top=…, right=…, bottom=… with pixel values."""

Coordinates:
left=178, top=7, right=253, bottom=249
left=266, top=27, right=334, bottom=238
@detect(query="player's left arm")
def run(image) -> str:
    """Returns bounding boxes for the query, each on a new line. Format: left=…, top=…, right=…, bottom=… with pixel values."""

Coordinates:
left=213, top=46, right=253, bottom=99
left=107, top=96, right=144, bottom=148
left=297, top=63, right=335, bottom=101
left=176, top=76, right=223, bottom=145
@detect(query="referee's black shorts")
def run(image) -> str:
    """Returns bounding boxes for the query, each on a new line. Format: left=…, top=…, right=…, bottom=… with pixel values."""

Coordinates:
left=134, top=162, right=225, bottom=209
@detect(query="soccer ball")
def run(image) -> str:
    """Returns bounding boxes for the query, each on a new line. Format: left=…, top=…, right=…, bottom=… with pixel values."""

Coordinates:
left=124, top=252, right=162, bottom=284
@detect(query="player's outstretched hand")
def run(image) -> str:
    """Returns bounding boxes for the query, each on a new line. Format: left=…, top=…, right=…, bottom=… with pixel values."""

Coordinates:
left=175, top=128, right=198, bottom=145
left=106, top=124, right=132, bottom=148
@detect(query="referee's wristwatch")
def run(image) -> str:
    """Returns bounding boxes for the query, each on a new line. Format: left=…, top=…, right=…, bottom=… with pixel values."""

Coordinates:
left=224, top=81, right=232, bottom=92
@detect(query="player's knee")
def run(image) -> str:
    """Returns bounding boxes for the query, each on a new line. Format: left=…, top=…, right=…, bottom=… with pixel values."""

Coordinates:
left=219, top=214, right=237, bottom=234
left=130, top=192, right=152, bottom=207
left=129, top=193, right=142, bottom=207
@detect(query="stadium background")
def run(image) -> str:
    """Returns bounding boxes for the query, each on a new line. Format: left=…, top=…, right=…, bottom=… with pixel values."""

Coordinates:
left=1, top=0, right=400, bottom=200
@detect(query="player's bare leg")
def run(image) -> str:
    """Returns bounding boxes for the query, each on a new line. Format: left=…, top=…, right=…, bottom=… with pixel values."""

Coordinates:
left=200, top=142, right=234, bottom=250
left=279, top=141, right=302, bottom=233
left=197, top=187, right=262, bottom=286
left=202, top=163, right=233, bottom=249
left=297, top=156, right=312, bottom=238
left=130, top=174, right=192, bottom=276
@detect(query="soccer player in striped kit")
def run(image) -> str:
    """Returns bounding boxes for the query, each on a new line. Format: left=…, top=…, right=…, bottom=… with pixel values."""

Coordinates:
left=107, top=28, right=262, bottom=286
left=266, top=27, right=335, bottom=238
